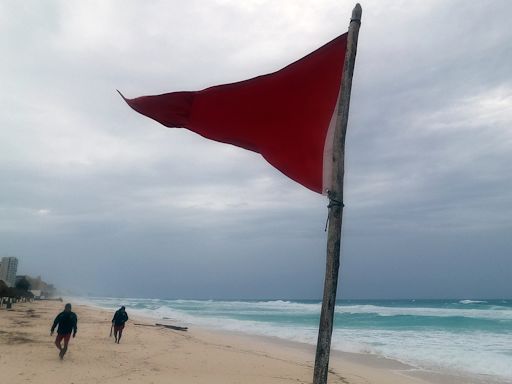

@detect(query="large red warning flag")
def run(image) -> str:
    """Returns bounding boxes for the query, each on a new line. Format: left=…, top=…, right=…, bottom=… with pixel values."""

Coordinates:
left=121, top=33, right=347, bottom=194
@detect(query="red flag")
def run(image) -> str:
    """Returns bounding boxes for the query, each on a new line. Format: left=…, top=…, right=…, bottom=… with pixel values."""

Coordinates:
left=121, top=33, right=347, bottom=194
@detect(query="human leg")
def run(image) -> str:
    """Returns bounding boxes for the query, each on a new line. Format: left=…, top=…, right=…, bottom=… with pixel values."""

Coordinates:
left=59, top=334, right=71, bottom=359
left=55, top=334, right=63, bottom=351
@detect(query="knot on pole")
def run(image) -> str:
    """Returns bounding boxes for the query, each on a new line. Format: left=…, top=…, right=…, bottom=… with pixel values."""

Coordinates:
left=327, top=198, right=344, bottom=209
left=327, top=190, right=344, bottom=209
left=324, top=191, right=344, bottom=231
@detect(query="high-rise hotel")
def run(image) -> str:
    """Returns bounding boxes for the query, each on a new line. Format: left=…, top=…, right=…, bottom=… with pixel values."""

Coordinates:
left=0, top=257, right=18, bottom=287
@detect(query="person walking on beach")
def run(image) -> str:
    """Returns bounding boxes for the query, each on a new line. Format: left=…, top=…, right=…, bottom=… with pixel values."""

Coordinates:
left=112, top=306, right=129, bottom=344
left=50, top=303, right=78, bottom=359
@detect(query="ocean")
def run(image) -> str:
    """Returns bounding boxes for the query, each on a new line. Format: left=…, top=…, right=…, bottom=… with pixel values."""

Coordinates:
left=83, top=297, right=512, bottom=382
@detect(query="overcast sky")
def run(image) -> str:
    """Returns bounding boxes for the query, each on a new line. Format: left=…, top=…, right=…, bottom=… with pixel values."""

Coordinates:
left=1, top=0, right=511, bottom=299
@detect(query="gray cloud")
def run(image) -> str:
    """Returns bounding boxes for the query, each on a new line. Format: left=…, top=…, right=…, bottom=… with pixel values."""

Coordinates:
left=1, top=0, right=511, bottom=299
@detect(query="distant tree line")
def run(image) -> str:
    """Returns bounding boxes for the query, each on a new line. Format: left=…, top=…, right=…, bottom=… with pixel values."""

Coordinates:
left=0, top=279, right=34, bottom=299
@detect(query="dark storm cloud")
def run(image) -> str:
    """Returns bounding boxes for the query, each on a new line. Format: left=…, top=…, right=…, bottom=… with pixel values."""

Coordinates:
left=1, top=0, right=511, bottom=299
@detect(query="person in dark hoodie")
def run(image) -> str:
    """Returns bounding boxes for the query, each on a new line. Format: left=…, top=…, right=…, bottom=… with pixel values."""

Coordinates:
left=112, top=306, right=129, bottom=344
left=50, top=303, right=78, bottom=359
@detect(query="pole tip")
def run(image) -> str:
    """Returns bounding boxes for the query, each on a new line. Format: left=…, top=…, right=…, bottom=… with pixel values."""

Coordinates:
left=351, top=3, right=362, bottom=22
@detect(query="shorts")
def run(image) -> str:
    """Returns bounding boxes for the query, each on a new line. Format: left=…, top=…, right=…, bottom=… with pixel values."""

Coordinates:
left=114, top=324, right=125, bottom=332
left=55, top=333, right=71, bottom=344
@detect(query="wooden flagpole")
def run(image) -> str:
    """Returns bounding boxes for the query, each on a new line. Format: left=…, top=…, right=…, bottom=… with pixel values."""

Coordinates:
left=313, top=4, right=362, bottom=384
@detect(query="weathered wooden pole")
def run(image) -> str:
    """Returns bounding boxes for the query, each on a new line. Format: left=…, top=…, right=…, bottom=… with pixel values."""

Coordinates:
left=313, top=4, right=361, bottom=384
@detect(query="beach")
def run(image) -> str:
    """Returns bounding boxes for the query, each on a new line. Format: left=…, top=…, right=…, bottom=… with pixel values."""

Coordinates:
left=0, top=300, right=491, bottom=384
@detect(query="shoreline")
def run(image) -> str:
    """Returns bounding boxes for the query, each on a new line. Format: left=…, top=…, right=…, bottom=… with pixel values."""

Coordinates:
left=186, top=325, right=502, bottom=384
left=0, top=300, right=504, bottom=384
left=74, top=297, right=507, bottom=384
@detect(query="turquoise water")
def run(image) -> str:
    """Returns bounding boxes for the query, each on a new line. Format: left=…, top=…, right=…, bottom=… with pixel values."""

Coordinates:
left=83, top=297, right=512, bottom=382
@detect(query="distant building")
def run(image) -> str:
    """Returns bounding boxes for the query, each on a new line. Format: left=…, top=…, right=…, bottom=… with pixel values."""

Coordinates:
left=29, top=289, right=42, bottom=299
left=0, top=257, right=18, bottom=287
left=25, top=275, right=56, bottom=298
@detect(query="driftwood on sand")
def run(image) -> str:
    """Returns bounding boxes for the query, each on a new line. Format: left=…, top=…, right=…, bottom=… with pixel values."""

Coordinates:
left=134, top=322, right=188, bottom=332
